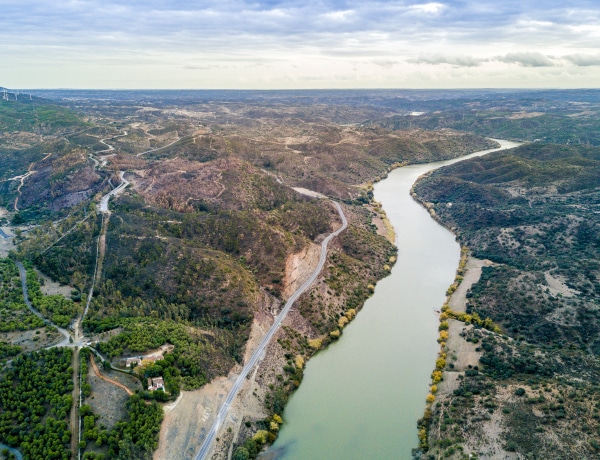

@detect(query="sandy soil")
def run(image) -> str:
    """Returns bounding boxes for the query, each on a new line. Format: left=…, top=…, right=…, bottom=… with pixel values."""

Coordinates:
left=0, top=227, right=15, bottom=258
left=433, top=255, right=519, bottom=459
left=155, top=240, right=324, bottom=460
left=87, top=359, right=141, bottom=430
left=155, top=307, right=273, bottom=460
left=438, top=321, right=481, bottom=399
left=437, top=257, right=490, bottom=397
left=35, top=268, right=73, bottom=298
left=90, top=355, right=133, bottom=396
left=462, top=386, right=520, bottom=460
left=292, top=187, right=326, bottom=199
left=508, top=111, right=545, bottom=119
left=154, top=374, right=236, bottom=460
left=116, top=343, right=174, bottom=368
left=544, top=271, right=579, bottom=297
left=438, top=256, right=492, bottom=397
left=283, top=243, right=320, bottom=298
left=0, top=327, right=63, bottom=353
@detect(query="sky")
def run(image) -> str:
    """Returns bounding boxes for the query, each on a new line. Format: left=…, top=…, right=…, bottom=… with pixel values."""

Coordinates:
left=2, top=0, right=600, bottom=89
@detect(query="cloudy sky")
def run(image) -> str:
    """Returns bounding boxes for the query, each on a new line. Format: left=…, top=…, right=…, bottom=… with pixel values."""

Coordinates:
left=2, top=0, right=600, bottom=89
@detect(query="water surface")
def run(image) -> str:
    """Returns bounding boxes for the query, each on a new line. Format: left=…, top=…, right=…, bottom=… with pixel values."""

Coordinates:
left=269, top=140, right=520, bottom=459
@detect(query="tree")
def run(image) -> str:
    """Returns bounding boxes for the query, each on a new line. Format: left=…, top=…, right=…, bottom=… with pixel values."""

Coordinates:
left=232, top=447, right=250, bottom=460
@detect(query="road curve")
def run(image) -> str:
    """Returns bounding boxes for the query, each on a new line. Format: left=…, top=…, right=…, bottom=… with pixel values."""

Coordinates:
left=15, top=261, right=73, bottom=347
left=99, top=171, right=129, bottom=213
left=97, top=130, right=128, bottom=154
left=0, top=443, right=23, bottom=460
left=194, top=201, right=348, bottom=460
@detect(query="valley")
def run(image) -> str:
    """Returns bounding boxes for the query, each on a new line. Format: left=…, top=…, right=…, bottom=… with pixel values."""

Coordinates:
left=1, top=88, right=599, bottom=460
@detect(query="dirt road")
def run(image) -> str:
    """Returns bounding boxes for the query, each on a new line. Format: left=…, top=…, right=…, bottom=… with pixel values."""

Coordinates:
left=90, top=355, right=134, bottom=396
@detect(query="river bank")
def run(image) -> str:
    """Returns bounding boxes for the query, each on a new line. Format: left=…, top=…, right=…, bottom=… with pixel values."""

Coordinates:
left=268, top=140, right=520, bottom=459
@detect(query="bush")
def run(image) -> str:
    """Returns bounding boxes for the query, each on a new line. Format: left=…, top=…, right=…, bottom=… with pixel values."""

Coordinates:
left=233, top=447, right=250, bottom=460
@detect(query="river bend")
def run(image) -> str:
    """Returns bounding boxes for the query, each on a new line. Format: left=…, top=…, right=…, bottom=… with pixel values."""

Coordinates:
left=269, top=140, right=520, bottom=459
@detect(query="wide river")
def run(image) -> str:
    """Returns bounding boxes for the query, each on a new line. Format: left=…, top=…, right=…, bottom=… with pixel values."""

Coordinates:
left=267, top=139, right=520, bottom=459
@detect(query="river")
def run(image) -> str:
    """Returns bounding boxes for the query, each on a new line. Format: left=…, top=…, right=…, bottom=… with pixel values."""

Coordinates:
left=267, top=140, right=521, bottom=459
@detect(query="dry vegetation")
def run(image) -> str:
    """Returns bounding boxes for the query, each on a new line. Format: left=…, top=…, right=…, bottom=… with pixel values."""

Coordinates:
left=1, top=91, right=498, bottom=459
left=415, top=143, right=600, bottom=459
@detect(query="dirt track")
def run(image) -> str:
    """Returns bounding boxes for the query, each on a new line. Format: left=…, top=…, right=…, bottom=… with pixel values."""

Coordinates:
left=70, top=349, right=80, bottom=460
left=90, top=355, right=134, bottom=396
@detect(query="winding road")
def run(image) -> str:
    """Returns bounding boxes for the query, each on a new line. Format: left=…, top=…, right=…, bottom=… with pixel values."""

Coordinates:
left=194, top=200, right=348, bottom=460
left=0, top=443, right=23, bottom=460
left=15, top=262, right=73, bottom=347
left=99, top=171, right=130, bottom=213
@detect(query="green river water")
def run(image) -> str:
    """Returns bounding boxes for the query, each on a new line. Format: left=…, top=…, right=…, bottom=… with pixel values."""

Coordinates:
left=267, top=140, right=520, bottom=460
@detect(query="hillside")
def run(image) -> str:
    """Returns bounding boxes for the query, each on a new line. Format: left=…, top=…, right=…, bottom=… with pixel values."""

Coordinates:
left=0, top=98, right=105, bottom=220
left=373, top=90, right=600, bottom=145
left=0, top=90, right=502, bottom=459
left=413, top=143, right=600, bottom=459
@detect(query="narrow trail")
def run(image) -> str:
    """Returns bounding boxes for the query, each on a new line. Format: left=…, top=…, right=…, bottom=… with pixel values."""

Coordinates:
left=136, top=132, right=182, bottom=157
left=40, top=213, right=93, bottom=256
left=8, top=128, right=131, bottom=460
left=90, top=355, right=134, bottom=396
left=194, top=200, right=348, bottom=460
left=15, top=261, right=81, bottom=458
left=13, top=165, right=35, bottom=212
left=69, top=349, right=80, bottom=460
left=76, top=170, right=128, bottom=340
left=11, top=150, right=53, bottom=211
left=97, top=130, right=128, bottom=153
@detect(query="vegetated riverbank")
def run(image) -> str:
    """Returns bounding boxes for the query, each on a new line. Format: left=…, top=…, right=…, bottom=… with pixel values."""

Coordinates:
left=194, top=139, right=501, bottom=460
left=412, top=142, right=600, bottom=459
left=262, top=142, right=521, bottom=460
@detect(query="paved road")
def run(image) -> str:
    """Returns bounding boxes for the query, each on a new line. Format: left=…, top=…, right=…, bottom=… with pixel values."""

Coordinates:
left=15, top=262, right=75, bottom=347
left=0, top=442, right=23, bottom=460
left=194, top=201, right=348, bottom=460
left=97, top=130, right=128, bottom=154
left=99, top=171, right=129, bottom=213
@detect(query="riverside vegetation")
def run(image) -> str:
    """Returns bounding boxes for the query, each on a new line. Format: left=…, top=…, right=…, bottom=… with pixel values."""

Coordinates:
left=2, top=88, right=597, bottom=458
left=413, top=141, right=600, bottom=459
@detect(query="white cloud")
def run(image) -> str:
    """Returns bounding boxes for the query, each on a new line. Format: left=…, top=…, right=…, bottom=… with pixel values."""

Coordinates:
left=1, top=0, right=599, bottom=88
left=408, top=54, right=485, bottom=67
left=322, top=10, right=355, bottom=22
left=563, top=54, right=600, bottom=66
left=496, top=52, right=556, bottom=67
left=408, top=3, right=447, bottom=15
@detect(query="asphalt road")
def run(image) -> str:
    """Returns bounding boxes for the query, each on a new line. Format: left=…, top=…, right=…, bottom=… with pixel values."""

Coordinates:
left=16, top=261, right=75, bottom=347
left=194, top=201, right=348, bottom=460
left=99, top=171, right=129, bottom=213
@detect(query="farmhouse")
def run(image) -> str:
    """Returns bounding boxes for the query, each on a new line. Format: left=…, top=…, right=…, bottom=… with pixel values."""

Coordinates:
left=147, top=377, right=165, bottom=391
